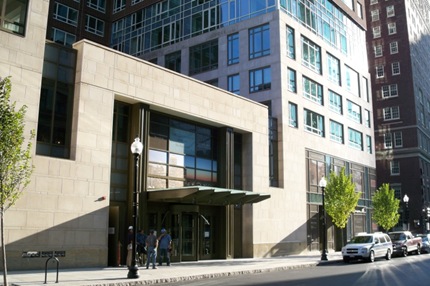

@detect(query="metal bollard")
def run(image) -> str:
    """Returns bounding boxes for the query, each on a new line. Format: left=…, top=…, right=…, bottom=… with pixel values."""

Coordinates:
left=44, top=255, right=59, bottom=284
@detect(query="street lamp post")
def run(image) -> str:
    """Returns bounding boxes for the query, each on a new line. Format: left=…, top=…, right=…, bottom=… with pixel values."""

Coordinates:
left=319, top=176, right=328, bottom=261
left=128, top=137, right=143, bottom=279
left=403, top=194, right=409, bottom=231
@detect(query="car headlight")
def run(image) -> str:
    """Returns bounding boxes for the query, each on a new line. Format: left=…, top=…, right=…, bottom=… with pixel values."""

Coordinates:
left=360, top=248, right=369, bottom=254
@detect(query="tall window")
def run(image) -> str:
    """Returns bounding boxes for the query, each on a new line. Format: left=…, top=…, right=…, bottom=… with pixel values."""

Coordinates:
left=390, top=42, right=399, bottom=54
left=374, top=45, right=383, bottom=57
left=36, top=43, right=76, bottom=159
left=376, top=65, right=384, bottom=78
left=392, top=62, right=400, bottom=75
left=373, top=26, right=381, bottom=38
left=390, top=161, right=400, bottom=175
left=388, top=23, right=397, bottom=35
left=383, top=106, right=400, bottom=120
left=227, top=74, right=240, bottom=95
left=330, top=120, right=343, bottom=143
left=366, top=135, right=372, bottom=154
left=304, top=109, right=324, bottom=136
left=227, top=33, right=239, bottom=65
left=301, top=36, right=321, bottom=74
left=249, top=67, right=271, bottom=93
left=0, top=0, right=29, bottom=35
left=384, top=133, right=393, bottom=148
left=249, top=23, right=270, bottom=59
left=303, top=77, right=323, bottom=105
left=289, top=102, right=298, bottom=128
left=287, top=68, right=296, bottom=93
left=327, top=53, right=340, bottom=85
left=365, top=109, right=371, bottom=128
left=165, top=51, right=181, bottom=73
left=189, top=40, right=218, bottom=75
left=329, top=90, right=342, bottom=114
left=386, top=5, right=395, bottom=17
left=371, top=10, right=379, bottom=21
left=347, top=100, right=361, bottom=123
left=394, top=131, right=403, bottom=147
left=348, top=128, right=363, bottom=150
left=286, top=25, right=295, bottom=59
left=54, top=2, right=78, bottom=26
left=85, top=15, right=105, bottom=36
left=345, top=65, right=360, bottom=97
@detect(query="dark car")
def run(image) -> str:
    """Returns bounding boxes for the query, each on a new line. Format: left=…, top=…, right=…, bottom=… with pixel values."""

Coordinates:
left=416, top=234, right=430, bottom=253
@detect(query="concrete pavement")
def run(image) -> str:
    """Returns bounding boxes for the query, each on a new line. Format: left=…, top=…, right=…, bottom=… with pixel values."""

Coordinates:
left=6, top=252, right=342, bottom=286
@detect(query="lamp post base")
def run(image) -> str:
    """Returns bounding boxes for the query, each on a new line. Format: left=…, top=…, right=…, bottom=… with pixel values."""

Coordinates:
left=127, top=265, right=140, bottom=279
left=321, top=251, right=328, bottom=261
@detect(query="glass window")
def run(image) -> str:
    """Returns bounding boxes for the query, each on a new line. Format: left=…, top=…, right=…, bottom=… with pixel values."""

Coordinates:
left=382, top=84, right=398, bottom=98
left=113, top=0, right=126, bottom=13
left=383, top=106, right=400, bottom=120
left=384, top=133, right=392, bottom=148
left=54, top=2, right=78, bottom=26
left=286, top=25, right=295, bottom=59
left=189, top=40, right=218, bottom=75
left=249, top=66, right=271, bottom=93
left=165, top=51, right=181, bottom=73
left=85, top=15, right=105, bottom=36
left=366, top=135, right=372, bottom=154
left=327, top=53, right=341, bottom=85
left=365, top=109, right=371, bottom=128
left=227, top=33, right=239, bottom=65
left=345, top=65, right=360, bottom=97
left=0, top=0, right=29, bottom=35
left=329, top=90, right=342, bottom=114
left=330, top=120, right=343, bottom=143
left=304, top=109, right=324, bottom=136
left=347, top=100, right=361, bottom=123
left=394, top=131, right=403, bottom=147
left=87, top=0, right=106, bottom=12
left=50, top=28, right=76, bottom=47
left=301, top=36, right=321, bottom=74
left=392, top=62, right=400, bottom=75
left=390, top=161, right=400, bottom=175
left=287, top=68, right=296, bottom=93
left=376, top=65, right=384, bottom=78
left=374, top=45, right=383, bottom=57
left=388, top=23, right=397, bottom=35
left=227, top=74, right=240, bottom=95
left=249, top=23, right=270, bottom=59
left=371, top=10, right=379, bottom=21
left=289, top=102, right=298, bottom=128
left=303, top=76, right=323, bottom=105
left=387, top=5, right=395, bottom=17
left=373, top=26, right=381, bottom=38
left=390, top=42, right=399, bottom=54
left=348, top=128, right=363, bottom=150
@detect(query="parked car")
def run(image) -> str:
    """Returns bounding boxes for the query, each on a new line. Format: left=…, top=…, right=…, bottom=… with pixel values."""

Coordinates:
left=341, top=232, right=393, bottom=263
left=388, top=231, right=422, bottom=256
left=416, top=234, right=430, bottom=253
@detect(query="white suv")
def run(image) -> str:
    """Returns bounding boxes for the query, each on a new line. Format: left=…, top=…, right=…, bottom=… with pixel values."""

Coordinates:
left=341, top=232, right=393, bottom=263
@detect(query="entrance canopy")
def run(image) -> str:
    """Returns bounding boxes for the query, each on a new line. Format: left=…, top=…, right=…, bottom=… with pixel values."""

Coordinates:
left=147, top=186, right=270, bottom=206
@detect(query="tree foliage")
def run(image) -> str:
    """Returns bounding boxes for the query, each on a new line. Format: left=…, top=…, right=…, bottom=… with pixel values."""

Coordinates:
left=0, top=77, right=34, bottom=286
left=372, top=183, right=400, bottom=232
left=324, top=167, right=360, bottom=228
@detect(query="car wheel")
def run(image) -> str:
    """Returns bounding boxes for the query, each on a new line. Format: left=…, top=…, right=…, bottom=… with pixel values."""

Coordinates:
left=368, top=250, right=375, bottom=262
left=385, top=249, right=392, bottom=260
left=402, top=247, right=408, bottom=257
left=343, top=257, right=350, bottom=263
left=416, top=245, right=421, bottom=255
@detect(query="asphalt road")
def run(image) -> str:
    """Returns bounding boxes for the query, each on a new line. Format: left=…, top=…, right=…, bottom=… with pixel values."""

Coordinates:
left=162, top=254, right=430, bottom=286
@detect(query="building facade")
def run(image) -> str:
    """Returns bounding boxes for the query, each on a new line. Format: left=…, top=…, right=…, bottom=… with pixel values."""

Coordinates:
left=366, top=0, right=430, bottom=233
left=2, top=0, right=377, bottom=270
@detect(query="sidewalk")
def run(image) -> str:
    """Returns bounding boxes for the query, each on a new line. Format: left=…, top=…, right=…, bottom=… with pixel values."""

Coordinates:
left=7, top=252, right=342, bottom=286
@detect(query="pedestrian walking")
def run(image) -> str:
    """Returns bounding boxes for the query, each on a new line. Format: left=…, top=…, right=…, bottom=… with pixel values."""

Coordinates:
left=146, top=229, right=158, bottom=269
left=158, top=228, right=172, bottom=266
left=136, top=229, right=147, bottom=266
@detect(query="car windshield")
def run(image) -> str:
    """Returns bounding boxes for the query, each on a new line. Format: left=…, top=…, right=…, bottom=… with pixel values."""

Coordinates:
left=389, top=233, right=406, bottom=240
left=349, top=235, right=373, bottom=244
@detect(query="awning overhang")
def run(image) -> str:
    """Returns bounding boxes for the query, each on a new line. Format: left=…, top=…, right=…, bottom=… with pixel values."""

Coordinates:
left=147, top=186, right=270, bottom=206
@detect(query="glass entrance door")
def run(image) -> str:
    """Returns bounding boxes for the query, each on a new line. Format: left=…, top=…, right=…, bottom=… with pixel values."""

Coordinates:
left=181, top=213, right=197, bottom=261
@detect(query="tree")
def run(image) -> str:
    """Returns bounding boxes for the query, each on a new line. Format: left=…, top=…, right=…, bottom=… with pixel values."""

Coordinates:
left=372, top=183, right=400, bottom=232
left=0, top=77, right=34, bottom=286
left=324, top=167, right=360, bottom=228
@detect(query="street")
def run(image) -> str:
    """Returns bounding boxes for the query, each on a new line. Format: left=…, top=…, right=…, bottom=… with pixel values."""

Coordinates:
left=161, top=254, right=430, bottom=286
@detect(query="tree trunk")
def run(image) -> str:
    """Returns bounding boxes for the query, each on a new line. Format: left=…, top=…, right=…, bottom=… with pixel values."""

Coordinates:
left=1, top=208, right=8, bottom=286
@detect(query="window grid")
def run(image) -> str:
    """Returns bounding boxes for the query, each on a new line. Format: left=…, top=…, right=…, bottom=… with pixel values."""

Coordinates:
left=303, top=77, right=323, bottom=105
left=287, top=26, right=295, bottom=59
left=249, top=24, right=270, bottom=59
left=227, top=74, right=240, bottom=95
left=347, top=100, right=362, bottom=123
left=87, top=0, right=106, bottom=12
left=329, top=90, right=342, bottom=114
left=382, top=84, right=398, bottom=98
left=113, top=0, right=126, bottom=13
left=85, top=15, right=105, bottom=36
left=304, top=109, right=324, bottom=137
left=384, top=133, right=393, bottom=148
left=388, top=23, right=397, bottom=35
left=383, top=106, right=400, bottom=120
left=330, top=120, right=343, bottom=143
left=289, top=102, right=298, bottom=128
left=390, top=161, right=400, bottom=175
left=390, top=42, right=399, bottom=54
left=374, top=45, right=383, bottom=57
left=387, top=5, right=395, bottom=17
left=301, top=36, right=321, bottom=74
left=366, top=135, right=372, bottom=154
left=394, top=131, right=403, bottom=147
left=373, top=26, right=381, bottom=38
left=51, top=28, right=76, bottom=47
left=371, top=10, right=379, bottom=21
left=249, top=67, right=271, bottom=93
left=348, top=128, right=363, bottom=150
left=327, top=53, right=341, bottom=85
left=54, top=3, right=78, bottom=26
left=227, top=33, right=239, bottom=65
left=287, top=68, right=297, bottom=93
left=376, top=65, right=384, bottom=78
left=392, top=62, right=400, bottom=75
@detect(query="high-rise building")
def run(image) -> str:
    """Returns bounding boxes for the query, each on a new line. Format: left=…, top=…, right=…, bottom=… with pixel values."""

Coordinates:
left=1, top=0, right=376, bottom=270
left=366, top=0, right=430, bottom=233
